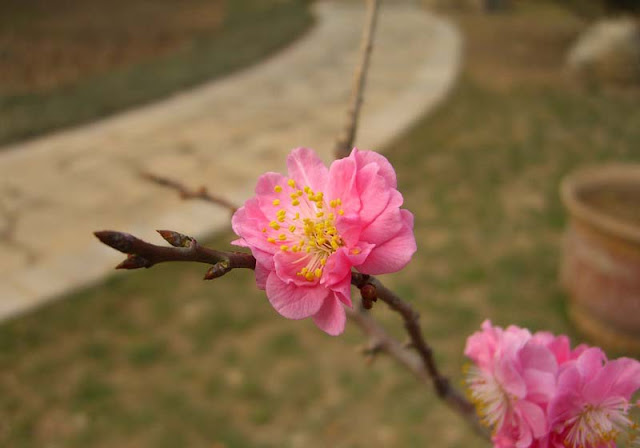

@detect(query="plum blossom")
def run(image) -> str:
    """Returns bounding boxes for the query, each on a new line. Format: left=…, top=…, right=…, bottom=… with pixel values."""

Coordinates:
left=465, top=320, right=558, bottom=448
left=546, top=347, right=640, bottom=448
left=232, top=147, right=416, bottom=335
left=465, top=321, right=640, bottom=448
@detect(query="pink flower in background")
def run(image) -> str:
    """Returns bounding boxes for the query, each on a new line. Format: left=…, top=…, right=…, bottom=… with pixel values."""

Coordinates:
left=465, top=320, right=558, bottom=448
left=547, top=347, right=640, bottom=448
left=465, top=321, right=640, bottom=448
left=232, top=147, right=416, bottom=335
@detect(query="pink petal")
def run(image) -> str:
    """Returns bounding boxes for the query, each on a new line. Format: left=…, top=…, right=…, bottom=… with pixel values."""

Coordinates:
left=312, top=295, right=346, bottom=336
left=522, top=370, right=557, bottom=404
left=255, top=261, right=270, bottom=289
left=273, top=250, right=317, bottom=287
left=335, top=212, right=363, bottom=248
left=255, top=172, right=291, bottom=218
left=356, top=210, right=416, bottom=275
left=330, top=276, right=353, bottom=307
left=265, top=272, right=328, bottom=319
left=575, top=347, right=606, bottom=381
left=231, top=199, right=276, bottom=254
left=495, top=355, right=527, bottom=399
left=286, top=147, right=328, bottom=192
left=609, top=357, right=640, bottom=398
left=517, top=401, right=548, bottom=440
left=322, top=244, right=373, bottom=288
left=354, top=162, right=391, bottom=226
left=465, top=320, right=503, bottom=369
left=585, top=357, right=640, bottom=402
left=520, top=342, right=558, bottom=376
left=359, top=202, right=404, bottom=245
left=327, top=156, right=361, bottom=216
left=350, top=147, right=397, bottom=188
left=549, top=368, right=583, bottom=424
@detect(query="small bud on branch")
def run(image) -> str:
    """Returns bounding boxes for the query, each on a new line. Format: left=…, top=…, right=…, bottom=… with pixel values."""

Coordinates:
left=204, top=261, right=232, bottom=280
left=157, top=230, right=194, bottom=248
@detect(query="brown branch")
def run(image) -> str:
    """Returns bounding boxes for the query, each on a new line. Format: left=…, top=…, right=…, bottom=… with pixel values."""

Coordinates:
left=334, top=0, right=380, bottom=159
left=94, top=230, right=254, bottom=276
left=141, top=171, right=238, bottom=214
left=350, top=273, right=488, bottom=439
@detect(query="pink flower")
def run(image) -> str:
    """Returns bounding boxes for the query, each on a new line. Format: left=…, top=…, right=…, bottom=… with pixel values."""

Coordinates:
left=465, top=321, right=640, bottom=448
left=465, top=320, right=558, bottom=448
left=546, top=347, right=640, bottom=448
left=232, top=147, right=416, bottom=335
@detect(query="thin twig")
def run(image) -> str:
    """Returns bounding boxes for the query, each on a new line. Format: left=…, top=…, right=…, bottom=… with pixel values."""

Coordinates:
left=94, top=230, right=254, bottom=276
left=334, top=0, right=380, bottom=159
left=349, top=275, right=488, bottom=439
left=345, top=306, right=488, bottom=438
left=141, top=171, right=238, bottom=214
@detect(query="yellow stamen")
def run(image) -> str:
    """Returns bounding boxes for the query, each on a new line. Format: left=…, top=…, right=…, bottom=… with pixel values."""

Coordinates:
left=287, top=179, right=296, bottom=188
left=280, top=245, right=289, bottom=251
left=274, top=185, right=282, bottom=193
left=272, top=199, right=280, bottom=206
left=278, top=234, right=286, bottom=240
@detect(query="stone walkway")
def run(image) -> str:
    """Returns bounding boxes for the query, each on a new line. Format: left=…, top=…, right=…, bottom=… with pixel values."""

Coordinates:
left=0, top=2, right=461, bottom=321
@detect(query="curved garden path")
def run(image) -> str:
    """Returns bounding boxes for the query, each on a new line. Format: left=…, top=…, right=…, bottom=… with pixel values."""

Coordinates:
left=0, top=1, right=461, bottom=320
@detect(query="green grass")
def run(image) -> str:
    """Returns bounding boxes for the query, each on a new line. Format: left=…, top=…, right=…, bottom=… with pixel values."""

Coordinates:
left=0, top=0, right=313, bottom=147
left=1, top=2, right=640, bottom=447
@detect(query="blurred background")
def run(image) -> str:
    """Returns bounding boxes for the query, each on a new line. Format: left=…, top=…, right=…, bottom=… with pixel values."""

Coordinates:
left=0, top=0, right=639, bottom=447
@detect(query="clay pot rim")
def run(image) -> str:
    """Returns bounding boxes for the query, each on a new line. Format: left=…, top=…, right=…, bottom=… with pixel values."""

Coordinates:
left=560, top=164, right=640, bottom=245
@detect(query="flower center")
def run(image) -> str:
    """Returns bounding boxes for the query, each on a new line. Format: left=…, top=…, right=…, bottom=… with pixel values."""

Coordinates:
left=562, top=398, right=636, bottom=448
left=263, top=179, right=348, bottom=282
left=465, top=365, right=512, bottom=431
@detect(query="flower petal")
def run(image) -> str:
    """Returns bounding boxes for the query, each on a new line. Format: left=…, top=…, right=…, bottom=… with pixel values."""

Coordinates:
left=350, top=147, right=397, bottom=188
left=356, top=210, right=416, bottom=274
left=287, top=147, right=329, bottom=192
left=265, top=272, right=328, bottom=319
left=312, top=295, right=346, bottom=336
left=327, top=155, right=361, bottom=216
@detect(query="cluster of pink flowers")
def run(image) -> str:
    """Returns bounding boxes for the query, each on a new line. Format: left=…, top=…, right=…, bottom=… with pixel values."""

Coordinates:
left=465, top=320, right=640, bottom=448
left=232, top=147, right=416, bottom=335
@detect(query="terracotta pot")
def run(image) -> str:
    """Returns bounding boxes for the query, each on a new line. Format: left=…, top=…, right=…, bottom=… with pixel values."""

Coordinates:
left=560, top=164, right=640, bottom=356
